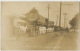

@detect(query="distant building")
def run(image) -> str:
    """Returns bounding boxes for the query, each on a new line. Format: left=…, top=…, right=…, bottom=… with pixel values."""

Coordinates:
left=14, top=7, right=55, bottom=36
left=18, top=7, right=47, bottom=36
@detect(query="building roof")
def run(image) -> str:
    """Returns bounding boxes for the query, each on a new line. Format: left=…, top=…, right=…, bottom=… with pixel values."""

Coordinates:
left=24, top=7, right=45, bottom=24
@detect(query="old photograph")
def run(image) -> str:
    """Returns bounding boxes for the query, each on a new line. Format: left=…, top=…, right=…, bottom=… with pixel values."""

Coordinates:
left=1, top=2, right=80, bottom=50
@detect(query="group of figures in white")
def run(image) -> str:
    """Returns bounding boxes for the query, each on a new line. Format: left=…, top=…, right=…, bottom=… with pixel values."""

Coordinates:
left=17, top=25, right=54, bottom=35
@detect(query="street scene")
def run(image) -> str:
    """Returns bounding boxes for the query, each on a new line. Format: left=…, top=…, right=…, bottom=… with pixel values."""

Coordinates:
left=1, top=2, right=79, bottom=50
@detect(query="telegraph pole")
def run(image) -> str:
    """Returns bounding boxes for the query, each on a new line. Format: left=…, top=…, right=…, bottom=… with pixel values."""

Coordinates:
left=59, top=2, right=62, bottom=30
left=45, top=4, right=50, bottom=33
left=47, top=4, right=50, bottom=28
left=56, top=15, right=58, bottom=26
left=59, top=2, right=73, bottom=30
left=63, top=13, right=67, bottom=28
left=48, top=4, right=50, bottom=21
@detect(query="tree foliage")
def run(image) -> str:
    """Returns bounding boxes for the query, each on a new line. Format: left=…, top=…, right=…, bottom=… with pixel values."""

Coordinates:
left=69, top=14, right=78, bottom=28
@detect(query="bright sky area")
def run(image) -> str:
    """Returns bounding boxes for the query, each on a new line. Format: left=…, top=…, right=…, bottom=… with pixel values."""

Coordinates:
left=2, top=2, right=79, bottom=28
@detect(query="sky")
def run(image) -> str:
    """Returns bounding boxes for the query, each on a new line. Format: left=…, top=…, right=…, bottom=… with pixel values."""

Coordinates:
left=2, top=2, right=79, bottom=28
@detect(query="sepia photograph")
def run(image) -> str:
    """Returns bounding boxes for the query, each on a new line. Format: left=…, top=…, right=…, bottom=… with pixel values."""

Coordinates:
left=1, top=1, right=80, bottom=50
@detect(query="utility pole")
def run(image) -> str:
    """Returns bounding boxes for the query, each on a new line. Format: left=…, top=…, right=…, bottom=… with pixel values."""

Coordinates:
left=59, top=2, right=73, bottom=30
left=59, top=2, right=62, bottom=29
left=56, top=15, right=58, bottom=26
left=46, top=4, right=50, bottom=29
left=63, top=13, right=67, bottom=28
left=48, top=4, right=50, bottom=21
left=45, top=4, right=50, bottom=33
left=65, top=19, right=68, bottom=28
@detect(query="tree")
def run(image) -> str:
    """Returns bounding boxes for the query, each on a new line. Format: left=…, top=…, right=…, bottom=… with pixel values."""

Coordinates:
left=69, top=14, right=78, bottom=31
left=48, top=21, right=54, bottom=27
left=44, top=18, right=49, bottom=29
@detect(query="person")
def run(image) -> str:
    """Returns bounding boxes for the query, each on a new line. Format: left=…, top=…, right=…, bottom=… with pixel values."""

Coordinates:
left=65, top=27, right=69, bottom=32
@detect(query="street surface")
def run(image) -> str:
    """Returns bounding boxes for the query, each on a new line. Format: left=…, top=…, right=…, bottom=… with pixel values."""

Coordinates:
left=2, top=31, right=79, bottom=50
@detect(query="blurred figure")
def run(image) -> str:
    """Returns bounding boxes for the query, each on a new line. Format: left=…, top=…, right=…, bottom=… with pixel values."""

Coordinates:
left=65, top=27, right=69, bottom=32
